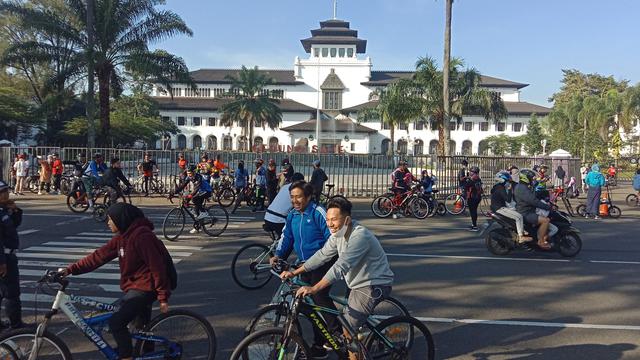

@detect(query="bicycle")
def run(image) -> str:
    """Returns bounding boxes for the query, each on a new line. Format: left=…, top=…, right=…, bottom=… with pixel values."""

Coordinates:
left=211, top=173, right=236, bottom=208
left=317, top=184, right=336, bottom=207
left=625, top=192, right=640, bottom=207
left=443, top=189, right=467, bottom=215
left=231, top=224, right=278, bottom=290
left=371, top=186, right=429, bottom=219
left=231, top=183, right=257, bottom=214
left=231, top=264, right=435, bottom=360
left=162, top=194, right=229, bottom=241
left=133, top=171, right=165, bottom=195
left=66, top=179, right=123, bottom=214
left=245, top=262, right=411, bottom=337
left=0, top=270, right=216, bottom=360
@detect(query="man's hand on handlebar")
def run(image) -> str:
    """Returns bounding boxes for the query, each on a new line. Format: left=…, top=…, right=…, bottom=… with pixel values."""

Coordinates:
left=296, top=286, right=316, bottom=298
left=269, top=256, right=280, bottom=267
left=279, top=271, right=295, bottom=280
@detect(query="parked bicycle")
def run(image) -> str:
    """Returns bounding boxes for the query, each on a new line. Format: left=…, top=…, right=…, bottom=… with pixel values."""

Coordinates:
left=231, top=182, right=257, bottom=214
left=576, top=184, right=621, bottom=219
left=371, top=186, right=429, bottom=219
left=0, top=270, right=216, bottom=360
left=162, top=194, right=229, bottom=241
left=625, top=192, right=640, bottom=207
left=132, top=171, right=165, bottom=195
left=317, top=183, right=336, bottom=207
left=443, top=189, right=467, bottom=215
left=231, top=262, right=435, bottom=360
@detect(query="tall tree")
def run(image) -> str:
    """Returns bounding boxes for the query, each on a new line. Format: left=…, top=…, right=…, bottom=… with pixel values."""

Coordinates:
left=219, top=66, right=283, bottom=151
left=357, top=78, right=423, bottom=155
left=442, top=0, right=453, bottom=155
left=523, top=114, right=544, bottom=155
left=1, top=0, right=194, bottom=145
left=414, top=56, right=508, bottom=156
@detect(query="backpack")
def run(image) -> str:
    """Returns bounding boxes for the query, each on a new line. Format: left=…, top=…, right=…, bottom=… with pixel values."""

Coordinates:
left=165, top=251, right=178, bottom=290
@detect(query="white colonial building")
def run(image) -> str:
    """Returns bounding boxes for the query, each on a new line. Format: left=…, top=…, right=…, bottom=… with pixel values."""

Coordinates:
left=152, top=18, right=551, bottom=155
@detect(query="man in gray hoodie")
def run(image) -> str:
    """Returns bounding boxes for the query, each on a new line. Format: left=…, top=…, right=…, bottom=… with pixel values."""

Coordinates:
left=281, top=196, right=394, bottom=335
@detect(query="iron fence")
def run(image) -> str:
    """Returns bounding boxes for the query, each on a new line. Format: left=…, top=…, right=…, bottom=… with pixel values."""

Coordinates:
left=0, top=146, right=583, bottom=198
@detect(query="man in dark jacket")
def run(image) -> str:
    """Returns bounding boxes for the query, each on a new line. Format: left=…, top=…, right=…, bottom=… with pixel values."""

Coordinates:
left=0, top=180, right=25, bottom=329
left=514, top=169, right=552, bottom=250
left=310, top=159, right=328, bottom=202
left=62, top=203, right=172, bottom=360
left=102, top=158, right=133, bottom=204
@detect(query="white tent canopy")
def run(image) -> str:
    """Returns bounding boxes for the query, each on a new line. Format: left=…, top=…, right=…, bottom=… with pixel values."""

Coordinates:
left=549, top=149, right=572, bottom=157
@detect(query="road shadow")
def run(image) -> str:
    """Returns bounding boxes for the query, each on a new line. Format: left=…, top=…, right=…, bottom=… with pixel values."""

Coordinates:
left=471, top=342, right=635, bottom=360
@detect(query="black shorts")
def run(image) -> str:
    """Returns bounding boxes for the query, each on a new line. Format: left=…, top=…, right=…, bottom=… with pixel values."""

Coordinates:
left=523, top=212, right=539, bottom=225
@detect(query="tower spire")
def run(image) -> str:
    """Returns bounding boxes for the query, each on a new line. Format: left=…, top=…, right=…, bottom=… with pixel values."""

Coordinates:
left=333, top=0, right=338, bottom=19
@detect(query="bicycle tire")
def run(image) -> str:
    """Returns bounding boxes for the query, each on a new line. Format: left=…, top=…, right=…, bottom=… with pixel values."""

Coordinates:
left=626, top=193, right=639, bottom=207
left=217, top=187, right=236, bottom=207
left=27, top=177, right=39, bottom=194
left=66, top=192, right=89, bottom=213
left=231, top=243, right=273, bottom=290
left=371, top=196, right=393, bottom=218
left=575, top=204, right=587, bottom=217
left=134, top=309, right=216, bottom=360
left=444, top=193, right=466, bottom=215
left=365, top=315, right=435, bottom=360
left=609, top=205, right=622, bottom=219
left=0, top=327, right=73, bottom=359
left=230, top=327, right=310, bottom=360
left=479, top=196, right=491, bottom=217
left=410, top=197, right=429, bottom=219
left=163, top=207, right=186, bottom=241
left=201, top=206, right=229, bottom=237
left=0, top=343, right=19, bottom=359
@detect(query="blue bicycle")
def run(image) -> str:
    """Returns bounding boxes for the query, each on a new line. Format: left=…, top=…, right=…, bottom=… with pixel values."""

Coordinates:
left=0, top=270, right=216, bottom=359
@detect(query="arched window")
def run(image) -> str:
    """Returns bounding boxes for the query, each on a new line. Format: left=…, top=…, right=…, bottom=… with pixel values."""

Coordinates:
left=177, top=135, right=187, bottom=150
left=413, top=139, right=424, bottom=155
left=223, top=136, right=233, bottom=150
left=397, top=139, right=408, bottom=154
left=462, top=140, right=473, bottom=155
left=478, top=140, right=489, bottom=155
left=269, top=137, right=279, bottom=152
left=254, top=136, right=264, bottom=151
left=206, top=135, right=217, bottom=151
left=381, top=139, right=391, bottom=155
left=449, top=140, right=457, bottom=154
left=429, top=140, right=438, bottom=155
left=237, top=136, right=247, bottom=151
left=192, top=135, right=202, bottom=150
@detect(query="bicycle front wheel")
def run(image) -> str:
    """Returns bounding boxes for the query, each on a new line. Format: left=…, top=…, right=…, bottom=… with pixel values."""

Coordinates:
left=626, top=193, right=638, bottom=207
left=66, top=192, right=89, bottom=213
left=371, top=196, right=393, bottom=218
left=0, top=328, right=73, bottom=360
left=410, top=197, right=429, bottom=219
left=0, top=343, right=19, bottom=359
left=135, top=309, right=216, bottom=360
left=365, top=315, right=435, bottom=360
left=163, top=207, right=186, bottom=241
left=231, top=243, right=273, bottom=290
left=217, top=187, right=236, bottom=207
left=444, top=193, right=466, bottom=215
left=230, top=327, right=310, bottom=360
left=201, top=206, right=229, bottom=237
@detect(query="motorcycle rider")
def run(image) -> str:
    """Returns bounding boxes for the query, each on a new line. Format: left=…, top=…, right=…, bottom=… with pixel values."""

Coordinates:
left=490, top=171, right=532, bottom=243
left=514, top=169, right=552, bottom=250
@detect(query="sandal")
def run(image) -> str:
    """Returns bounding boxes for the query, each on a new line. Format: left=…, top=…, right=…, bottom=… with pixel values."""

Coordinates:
left=518, top=235, right=533, bottom=243
left=537, top=241, right=552, bottom=250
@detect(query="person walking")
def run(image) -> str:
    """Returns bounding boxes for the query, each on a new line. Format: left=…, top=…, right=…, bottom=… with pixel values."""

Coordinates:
left=51, top=153, right=64, bottom=195
left=252, top=159, right=267, bottom=212
left=266, top=159, right=278, bottom=205
left=12, top=154, right=29, bottom=195
left=270, top=181, right=337, bottom=358
left=0, top=180, right=25, bottom=329
left=584, top=164, right=605, bottom=219
left=554, top=165, right=566, bottom=188
left=580, top=163, right=589, bottom=194
left=231, top=160, right=249, bottom=214
left=310, top=159, right=328, bottom=202
left=137, top=153, right=158, bottom=197
left=465, top=166, right=483, bottom=231
left=37, top=155, right=53, bottom=195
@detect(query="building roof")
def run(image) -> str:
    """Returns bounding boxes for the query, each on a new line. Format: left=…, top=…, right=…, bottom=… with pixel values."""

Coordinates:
left=342, top=100, right=551, bottom=116
left=152, top=96, right=316, bottom=113
left=360, top=71, right=529, bottom=89
left=280, top=117, right=377, bottom=134
left=301, top=19, right=367, bottom=53
left=187, top=69, right=303, bottom=85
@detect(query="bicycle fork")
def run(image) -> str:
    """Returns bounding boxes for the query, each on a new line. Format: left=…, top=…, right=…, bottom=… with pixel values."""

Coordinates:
left=28, top=314, right=53, bottom=360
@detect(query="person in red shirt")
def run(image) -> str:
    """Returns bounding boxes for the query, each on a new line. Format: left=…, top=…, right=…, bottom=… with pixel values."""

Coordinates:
left=51, top=153, right=64, bottom=195
left=61, top=203, right=171, bottom=360
left=177, top=153, right=187, bottom=171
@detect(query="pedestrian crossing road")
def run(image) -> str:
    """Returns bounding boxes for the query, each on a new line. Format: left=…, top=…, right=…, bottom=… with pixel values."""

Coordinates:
left=17, top=213, right=258, bottom=311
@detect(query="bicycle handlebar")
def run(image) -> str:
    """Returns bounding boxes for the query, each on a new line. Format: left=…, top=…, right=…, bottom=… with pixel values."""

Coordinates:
left=38, top=270, right=69, bottom=287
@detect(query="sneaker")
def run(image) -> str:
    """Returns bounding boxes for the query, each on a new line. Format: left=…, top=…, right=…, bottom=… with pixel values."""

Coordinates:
left=469, top=226, right=479, bottom=232
left=189, top=228, right=200, bottom=234
left=309, top=345, right=328, bottom=359
left=392, top=213, right=398, bottom=219
left=37, top=191, right=43, bottom=195
left=593, top=216, right=601, bottom=220
left=196, top=212, right=209, bottom=220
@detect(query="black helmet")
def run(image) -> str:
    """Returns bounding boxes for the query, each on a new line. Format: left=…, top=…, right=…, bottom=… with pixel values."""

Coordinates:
left=519, top=168, right=537, bottom=185
left=461, top=159, right=469, bottom=166
left=281, top=158, right=290, bottom=166
left=470, top=166, right=480, bottom=174
left=187, top=165, right=197, bottom=173
left=94, top=153, right=103, bottom=159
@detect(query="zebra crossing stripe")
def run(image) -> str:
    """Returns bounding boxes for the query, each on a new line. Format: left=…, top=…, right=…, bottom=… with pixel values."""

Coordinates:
left=19, top=260, right=121, bottom=270
left=42, top=242, right=203, bottom=251
left=20, top=269, right=120, bottom=280
left=23, top=246, right=193, bottom=257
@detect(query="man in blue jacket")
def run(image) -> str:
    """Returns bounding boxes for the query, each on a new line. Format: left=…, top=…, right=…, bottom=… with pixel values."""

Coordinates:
left=270, top=180, right=336, bottom=358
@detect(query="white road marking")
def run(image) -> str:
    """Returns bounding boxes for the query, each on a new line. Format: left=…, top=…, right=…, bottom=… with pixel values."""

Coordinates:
left=24, top=213, right=86, bottom=218
left=415, top=316, right=640, bottom=331
left=43, top=241, right=203, bottom=251
left=18, top=229, right=39, bottom=236
left=19, top=260, right=120, bottom=270
left=23, top=246, right=193, bottom=257
left=387, top=253, right=640, bottom=265
left=99, top=284, right=122, bottom=292
left=20, top=269, right=120, bottom=280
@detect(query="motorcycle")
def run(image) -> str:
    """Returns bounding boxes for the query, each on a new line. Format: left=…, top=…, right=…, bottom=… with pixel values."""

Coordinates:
left=482, top=210, right=582, bottom=257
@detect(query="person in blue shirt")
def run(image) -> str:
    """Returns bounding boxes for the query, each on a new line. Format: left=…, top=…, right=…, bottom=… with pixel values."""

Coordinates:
left=82, top=153, right=108, bottom=208
left=174, top=166, right=212, bottom=233
left=252, top=158, right=267, bottom=212
left=633, top=169, right=640, bottom=205
left=584, top=164, right=606, bottom=219
left=231, top=160, right=249, bottom=214
left=270, top=181, right=337, bottom=358
left=420, top=169, right=435, bottom=193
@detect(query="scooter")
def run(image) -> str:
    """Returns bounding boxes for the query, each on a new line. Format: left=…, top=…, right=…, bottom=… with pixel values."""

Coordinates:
left=482, top=210, right=582, bottom=257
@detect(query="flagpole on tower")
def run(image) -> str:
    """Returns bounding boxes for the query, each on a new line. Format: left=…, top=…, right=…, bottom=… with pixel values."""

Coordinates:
left=333, top=0, right=338, bottom=19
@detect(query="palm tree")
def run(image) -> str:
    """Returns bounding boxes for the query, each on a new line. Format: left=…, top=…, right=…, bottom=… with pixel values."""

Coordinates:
left=219, top=66, right=283, bottom=152
left=442, top=0, right=454, bottom=155
left=358, top=79, right=423, bottom=155
left=1, top=0, right=194, bottom=145
left=414, top=56, right=508, bottom=156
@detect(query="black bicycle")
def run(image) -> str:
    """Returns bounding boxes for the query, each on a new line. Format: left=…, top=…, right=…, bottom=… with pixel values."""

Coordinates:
left=162, top=194, right=229, bottom=241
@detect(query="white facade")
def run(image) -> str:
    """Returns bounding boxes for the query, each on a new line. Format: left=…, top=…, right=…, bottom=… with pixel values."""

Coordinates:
left=154, top=18, right=549, bottom=154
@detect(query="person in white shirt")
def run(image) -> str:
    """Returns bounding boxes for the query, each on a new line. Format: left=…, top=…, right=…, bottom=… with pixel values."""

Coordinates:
left=264, top=172, right=304, bottom=237
left=12, top=154, right=29, bottom=195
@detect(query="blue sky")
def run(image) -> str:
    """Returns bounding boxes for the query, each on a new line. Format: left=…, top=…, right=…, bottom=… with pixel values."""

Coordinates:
left=156, top=0, right=640, bottom=106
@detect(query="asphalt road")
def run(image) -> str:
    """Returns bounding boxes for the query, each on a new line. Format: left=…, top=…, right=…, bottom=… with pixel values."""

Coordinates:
left=6, top=184, right=640, bottom=359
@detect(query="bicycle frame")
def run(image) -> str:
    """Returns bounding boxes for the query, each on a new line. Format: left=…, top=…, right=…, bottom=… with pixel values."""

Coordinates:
left=31, top=289, right=177, bottom=360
